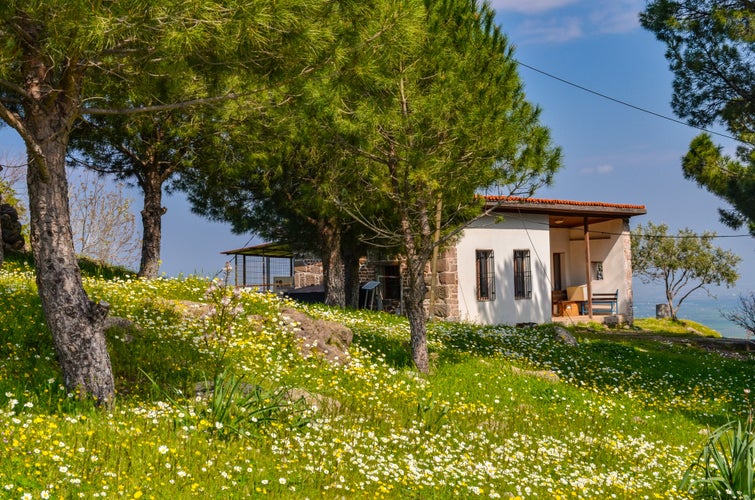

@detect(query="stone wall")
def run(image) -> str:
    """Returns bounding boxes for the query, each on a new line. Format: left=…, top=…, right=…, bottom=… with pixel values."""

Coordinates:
left=358, top=257, right=377, bottom=283
left=428, top=247, right=459, bottom=320
left=294, top=259, right=323, bottom=288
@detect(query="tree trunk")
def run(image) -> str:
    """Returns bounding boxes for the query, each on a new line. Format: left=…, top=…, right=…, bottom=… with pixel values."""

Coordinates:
left=27, top=136, right=115, bottom=406
left=387, top=146, right=432, bottom=373
left=404, top=257, right=430, bottom=373
left=428, top=196, right=442, bottom=320
left=319, top=220, right=345, bottom=307
left=666, top=290, right=677, bottom=320
left=343, top=242, right=361, bottom=309
left=0, top=191, right=4, bottom=267
left=0, top=14, right=115, bottom=406
left=138, top=165, right=166, bottom=278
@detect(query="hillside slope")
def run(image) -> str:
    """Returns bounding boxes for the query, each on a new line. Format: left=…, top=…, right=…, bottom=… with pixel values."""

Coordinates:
left=1, top=256, right=753, bottom=498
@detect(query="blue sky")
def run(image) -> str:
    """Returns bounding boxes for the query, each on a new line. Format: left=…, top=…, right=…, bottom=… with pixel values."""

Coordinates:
left=490, top=0, right=754, bottom=301
left=0, top=0, right=752, bottom=305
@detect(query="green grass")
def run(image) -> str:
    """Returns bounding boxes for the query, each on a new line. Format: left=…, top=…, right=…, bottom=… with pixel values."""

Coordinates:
left=634, top=317, right=722, bottom=338
left=1, top=259, right=753, bottom=498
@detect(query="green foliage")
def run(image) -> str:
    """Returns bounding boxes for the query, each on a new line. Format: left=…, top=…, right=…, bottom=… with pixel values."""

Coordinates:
left=634, top=317, right=723, bottom=338
left=0, top=178, right=25, bottom=220
left=145, top=367, right=311, bottom=441
left=329, top=0, right=561, bottom=370
left=198, top=262, right=249, bottom=374
left=681, top=415, right=755, bottom=498
left=682, top=133, right=755, bottom=236
left=62, top=0, right=335, bottom=277
left=412, top=396, right=450, bottom=434
left=632, top=221, right=740, bottom=319
left=77, top=255, right=136, bottom=280
left=640, top=1, right=755, bottom=235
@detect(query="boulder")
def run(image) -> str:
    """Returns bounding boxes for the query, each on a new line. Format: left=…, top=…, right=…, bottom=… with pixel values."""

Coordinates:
left=656, top=303, right=671, bottom=319
left=281, top=307, right=353, bottom=366
left=553, top=325, right=578, bottom=346
left=1, top=203, right=24, bottom=252
left=103, top=316, right=141, bottom=343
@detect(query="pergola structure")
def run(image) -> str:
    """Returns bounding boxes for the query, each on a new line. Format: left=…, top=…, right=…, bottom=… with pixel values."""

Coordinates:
left=221, top=242, right=294, bottom=290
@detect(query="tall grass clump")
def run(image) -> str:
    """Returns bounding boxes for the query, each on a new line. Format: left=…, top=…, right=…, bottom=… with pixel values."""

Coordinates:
left=681, top=391, right=755, bottom=499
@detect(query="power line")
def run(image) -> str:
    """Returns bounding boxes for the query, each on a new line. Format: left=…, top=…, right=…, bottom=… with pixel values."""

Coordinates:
left=514, top=59, right=746, bottom=145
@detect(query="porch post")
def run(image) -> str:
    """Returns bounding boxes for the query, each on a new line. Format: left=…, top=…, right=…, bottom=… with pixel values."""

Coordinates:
left=242, top=255, right=247, bottom=287
left=265, top=256, right=271, bottom=290
left=584, top=217, right=593, bottom=317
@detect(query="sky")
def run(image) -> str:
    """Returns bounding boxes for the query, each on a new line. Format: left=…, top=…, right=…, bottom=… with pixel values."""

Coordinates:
left=0, top=0, right=752, bottom=306
left=487, top=0, right=754, bottom=303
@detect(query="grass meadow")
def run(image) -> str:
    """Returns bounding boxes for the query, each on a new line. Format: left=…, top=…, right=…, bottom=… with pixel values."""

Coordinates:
left=1, top=253, right=753, bottom=499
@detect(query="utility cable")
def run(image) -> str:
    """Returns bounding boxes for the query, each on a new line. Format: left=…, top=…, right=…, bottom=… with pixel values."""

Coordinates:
left=515, top=59, right=747, bottom=146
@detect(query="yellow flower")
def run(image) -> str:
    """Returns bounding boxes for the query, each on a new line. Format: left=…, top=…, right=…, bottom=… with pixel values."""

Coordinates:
left=134, top=491, right=143, bottom=499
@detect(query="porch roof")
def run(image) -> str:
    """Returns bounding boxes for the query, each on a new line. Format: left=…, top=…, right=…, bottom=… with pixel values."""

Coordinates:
left=484, top=196, right=646, bottom=228
left=221, top=242, right=293, bottom=258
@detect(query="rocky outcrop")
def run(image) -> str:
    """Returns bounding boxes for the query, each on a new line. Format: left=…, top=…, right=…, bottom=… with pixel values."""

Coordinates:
left=281, top=307, right=353, bottom=366
left=103, top=316, right=141, bottom=343
left=1, top=203, right=24, bottom=252
left=553, top=325, right=578, bottom=346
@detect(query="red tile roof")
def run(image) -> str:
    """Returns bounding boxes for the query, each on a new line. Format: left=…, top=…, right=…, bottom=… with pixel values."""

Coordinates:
left=485, top=195, right=646, bottom=211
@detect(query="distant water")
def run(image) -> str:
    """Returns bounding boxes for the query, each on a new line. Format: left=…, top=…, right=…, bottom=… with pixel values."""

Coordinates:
left=633, top=295, right=748, bottom=339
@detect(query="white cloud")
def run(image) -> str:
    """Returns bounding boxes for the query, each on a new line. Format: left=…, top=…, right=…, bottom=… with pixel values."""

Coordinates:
left=489, top=0, right=579, bottom=14
left=590, top=1, right=643, bottom=34
left=596, top=164, right=615, bottom=174
left=494, top=0, right=643, bottom=44
left=579, top=164, right=614, bottom=175
left=515, top=17, right=583, bottom=44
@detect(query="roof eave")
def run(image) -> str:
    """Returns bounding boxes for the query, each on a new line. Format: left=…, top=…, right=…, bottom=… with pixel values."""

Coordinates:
left=484, top=197, right=647, bottom=219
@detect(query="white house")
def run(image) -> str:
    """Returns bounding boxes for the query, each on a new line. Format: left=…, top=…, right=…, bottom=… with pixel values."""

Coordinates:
left=222, top=196, right=647, bottom=326
left=449, top=196, right=646, bottom=325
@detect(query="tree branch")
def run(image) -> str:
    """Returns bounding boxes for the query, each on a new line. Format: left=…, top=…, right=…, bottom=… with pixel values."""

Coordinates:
left=0, top=78, right=33, bottom=101
left=0, top=102, right=48, bottom=180
left=83, top=92, right=240, bottom=115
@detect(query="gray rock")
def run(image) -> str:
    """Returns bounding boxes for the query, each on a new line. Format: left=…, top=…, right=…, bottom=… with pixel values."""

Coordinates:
left=103, top=316, right=140, bottom=342
left=1, top=203, right=24, bottom=252
left=281, top=307, right=353, bottom=366
left=554, top=325, right=578, bottom=346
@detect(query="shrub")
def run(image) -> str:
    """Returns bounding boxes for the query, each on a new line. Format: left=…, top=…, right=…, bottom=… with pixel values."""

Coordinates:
left=681, top=413, right=755, bottom=498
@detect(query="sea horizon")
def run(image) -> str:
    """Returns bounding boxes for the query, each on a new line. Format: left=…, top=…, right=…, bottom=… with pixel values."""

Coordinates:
left=633, top=293, right=749, bottom=339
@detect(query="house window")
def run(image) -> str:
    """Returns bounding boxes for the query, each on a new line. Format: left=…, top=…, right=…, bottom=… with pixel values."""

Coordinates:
left=475, top=250, right=495, bottom=301
left=514, top=249, right=532, bottom=299
left=592, top=261, right=604, bottom=281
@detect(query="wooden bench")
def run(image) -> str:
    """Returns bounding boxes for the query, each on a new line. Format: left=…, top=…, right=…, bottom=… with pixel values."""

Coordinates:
left=581, top=289, right=618, bottom=315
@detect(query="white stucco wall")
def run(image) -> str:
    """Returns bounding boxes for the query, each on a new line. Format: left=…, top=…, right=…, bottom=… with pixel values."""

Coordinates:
left=455, top=213, right=551, bottom=325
